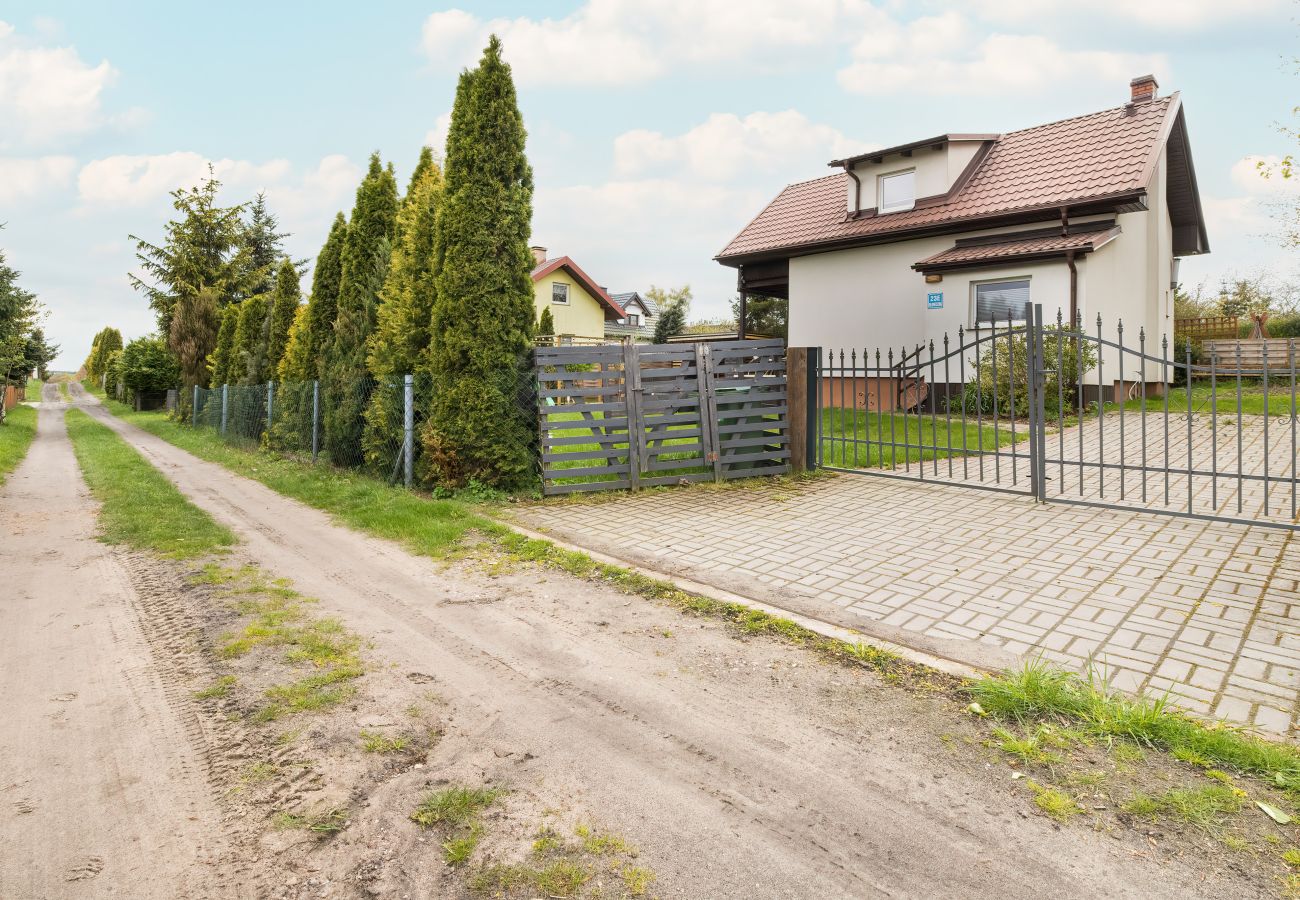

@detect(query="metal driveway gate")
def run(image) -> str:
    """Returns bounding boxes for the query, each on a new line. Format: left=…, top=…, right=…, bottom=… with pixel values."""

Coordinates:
left=537, top=338, right=790, bottom=495
left=817, top=303, right=1300, bottom=530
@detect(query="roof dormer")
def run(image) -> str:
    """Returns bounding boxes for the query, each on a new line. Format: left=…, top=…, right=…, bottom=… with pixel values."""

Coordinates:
left=831, top=134, right=997, bottom=218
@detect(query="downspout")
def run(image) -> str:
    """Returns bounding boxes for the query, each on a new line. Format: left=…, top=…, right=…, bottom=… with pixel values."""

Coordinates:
left=1066, top=250, right=1078, bottom=328
left=844, top=164, right=862, bottom=218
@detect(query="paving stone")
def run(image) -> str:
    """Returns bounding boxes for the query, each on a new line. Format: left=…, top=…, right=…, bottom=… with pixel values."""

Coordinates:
left=515, top=464, right=1300, bottom=733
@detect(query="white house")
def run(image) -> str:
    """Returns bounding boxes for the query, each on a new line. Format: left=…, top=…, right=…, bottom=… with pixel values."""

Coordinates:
left=605, top=291, right=658, bottom=341
left=716, top=76, right=1208, bottom=389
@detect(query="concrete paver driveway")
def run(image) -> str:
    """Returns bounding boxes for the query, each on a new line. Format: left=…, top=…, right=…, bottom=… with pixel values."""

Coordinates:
left=513, top=472, right=1300, bottom=737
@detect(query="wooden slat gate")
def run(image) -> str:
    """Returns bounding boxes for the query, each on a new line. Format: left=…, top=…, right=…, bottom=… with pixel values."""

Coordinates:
left=536, top=338, right=789, bottom=495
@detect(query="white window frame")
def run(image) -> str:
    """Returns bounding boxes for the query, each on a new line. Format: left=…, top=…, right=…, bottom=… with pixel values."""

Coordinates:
left=551, top=282, right=569, bottom=305
left=970, top=276, right=1032, bottom=327
left=626, top=313, right=640, bottom=326
left=878, top=168, right=916, bottom=214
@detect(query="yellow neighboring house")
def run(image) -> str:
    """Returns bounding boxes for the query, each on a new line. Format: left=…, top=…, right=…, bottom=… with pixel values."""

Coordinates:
left=530, top=246, right=625, bottom=341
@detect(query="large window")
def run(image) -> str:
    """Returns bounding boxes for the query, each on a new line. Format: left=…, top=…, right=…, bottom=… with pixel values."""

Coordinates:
left=878, top=169, right=916, bottom=214
left=552, top=283, right=569, bottom=305
left=973, top=278, right=1031, bottom=325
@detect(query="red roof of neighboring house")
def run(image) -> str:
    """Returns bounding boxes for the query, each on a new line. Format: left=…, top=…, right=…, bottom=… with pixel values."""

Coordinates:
left=913, top=223, right=1122, bottom=273
left=717, top=94, right=1207, bottom=263
left=531, top=256, right=626, bottom=318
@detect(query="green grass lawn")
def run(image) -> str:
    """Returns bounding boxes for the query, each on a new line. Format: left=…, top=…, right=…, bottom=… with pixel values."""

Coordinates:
left=25, top=377, right=42, bottom=399
left=0, top=404, right=38, bottom=484
left=98, top=405, right=489, bottom=559
left=65, top=408, right=236, bottom=558
left=1117, top=381, right=1300, bottom=417
left=819, top=407, right=1027, bottom=469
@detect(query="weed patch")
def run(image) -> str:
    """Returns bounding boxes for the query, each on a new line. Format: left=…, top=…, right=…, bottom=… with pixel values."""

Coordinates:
left=1122, top=786, right=1245, bottom=828
left=272, top=807, right=348, bottom=834
left=194, top=675, right=237, bottom=700
left=411, top=784, right=503, bottom=867
left=360, top=730, right=410, bottom=754
left=1027, top=781, right=1082, bottom=822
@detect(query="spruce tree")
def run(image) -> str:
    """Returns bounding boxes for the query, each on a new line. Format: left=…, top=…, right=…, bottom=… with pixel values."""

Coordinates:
left=265, top=259, right=301, bottom=377
left=424, top=37, right=536, bottom=488
left=235, top=193, right=289, bottom=301
left=362, top=155, right=444, bottom=471
left=323, top=154, right=398, bottom=465
left=233, top=294, right=269, bottom=384
left=305, top=213, right=347, bottom=380
left=537, top=306, right=555, bottom=337
left=208, top=303, right=238, bottom=386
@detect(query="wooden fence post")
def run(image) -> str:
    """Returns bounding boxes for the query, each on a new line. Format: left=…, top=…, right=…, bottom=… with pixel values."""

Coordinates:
left=788, top=347, right=809, bottom=474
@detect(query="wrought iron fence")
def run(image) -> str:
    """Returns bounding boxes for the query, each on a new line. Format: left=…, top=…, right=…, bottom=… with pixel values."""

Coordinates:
left=818, top=303, right=1300, bottom=531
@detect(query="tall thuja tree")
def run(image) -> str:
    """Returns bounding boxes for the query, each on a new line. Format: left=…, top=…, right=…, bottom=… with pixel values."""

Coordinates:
left=305, top=213, right=347, bottom=380
left=233, top=294, right=270, bottom=385
left=268, top=215, right=345, bottom=452
left=362, top=152, right=444, bottom=471
left=424, top=37, right=536, bottom=488
left=85, top=327, right=123, bottom=383
left=264, top=259, right=301, bottom=377
left=207, top=304, right=239, bottom=387
left=323, top=154, right=398, bottom=465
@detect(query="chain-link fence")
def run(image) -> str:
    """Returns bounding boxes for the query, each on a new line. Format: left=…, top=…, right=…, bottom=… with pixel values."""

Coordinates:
left=189, top=365, right=539, bottom=492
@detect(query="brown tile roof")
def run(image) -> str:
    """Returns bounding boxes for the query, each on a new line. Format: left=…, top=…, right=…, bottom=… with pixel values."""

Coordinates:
left=532, top=256, right=626, bottom=318
left=913, top=224, right=1121, bottom=272
left=717, top=96, right=1178, bottom=262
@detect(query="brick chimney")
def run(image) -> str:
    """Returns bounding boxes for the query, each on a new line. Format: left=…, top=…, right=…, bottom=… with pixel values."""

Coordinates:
left=530, top=245, right=548, bottom=266
left=1130, top=74, right=1158, bottom=104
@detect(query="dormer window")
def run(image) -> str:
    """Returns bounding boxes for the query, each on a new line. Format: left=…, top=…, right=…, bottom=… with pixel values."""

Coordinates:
left=879, top=169, right=916, bottom=213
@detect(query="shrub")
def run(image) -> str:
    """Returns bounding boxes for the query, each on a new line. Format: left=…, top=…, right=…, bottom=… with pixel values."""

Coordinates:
left=953, top=327, right=1097, bottom=419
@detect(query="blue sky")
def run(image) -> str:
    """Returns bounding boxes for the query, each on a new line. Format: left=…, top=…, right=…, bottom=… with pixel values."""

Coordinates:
left=2, top=1, right=1296, bottom=369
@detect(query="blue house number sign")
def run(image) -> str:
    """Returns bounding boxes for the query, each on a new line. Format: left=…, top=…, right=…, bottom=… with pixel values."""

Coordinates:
left=927, top=291, right=943, bottom=310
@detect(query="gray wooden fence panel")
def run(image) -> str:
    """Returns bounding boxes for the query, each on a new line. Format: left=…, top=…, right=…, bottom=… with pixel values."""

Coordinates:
left=536, top=339, right=789, bottom=494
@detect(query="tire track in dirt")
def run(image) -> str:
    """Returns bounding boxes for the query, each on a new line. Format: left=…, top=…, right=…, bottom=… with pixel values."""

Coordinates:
left=73, top=387, right=1254, bottom=899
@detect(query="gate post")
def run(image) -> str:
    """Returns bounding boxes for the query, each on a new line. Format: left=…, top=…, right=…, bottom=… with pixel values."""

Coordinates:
left=403, top=373, right=414, bottom=489
left=266, top=381, right=274, bottom=435
left=220, top=384, right=228, bottom=436
left=787, top=347, right=819, bottom=474
left=192, top=384, right=199, bottom=427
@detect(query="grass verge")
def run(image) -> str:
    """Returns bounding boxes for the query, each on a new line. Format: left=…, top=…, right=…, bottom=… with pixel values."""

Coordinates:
left=0, top=403, right=37, bottom=484
left=65, top=409, right=236, bottom=558
left=96, top=406, right=485, bottom=558
left=972, top=660, right=1300, bottom=796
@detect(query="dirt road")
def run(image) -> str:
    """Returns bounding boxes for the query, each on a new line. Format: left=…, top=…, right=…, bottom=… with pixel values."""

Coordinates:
left=50, top=385, right=1255, bottom=898
left=0, top=397, right=240, bottom=898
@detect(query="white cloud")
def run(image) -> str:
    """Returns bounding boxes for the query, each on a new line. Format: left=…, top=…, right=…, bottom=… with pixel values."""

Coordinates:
left=969, top=0, right=1286, bottom=28
left=614, top=110, right=866, bottom=181
left=1230, top=155, right=1300, bottom=196
left=420, top=0, right=881, bottom=86
left=838, top=14, right=1165, bottom=95
left=0, top=20, right=119, bottom=148
left=77, top=152, right=293, bottom=207
left=423, top=112, right=452, bottom=157
left=0, top=155, right=76, bottom=203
